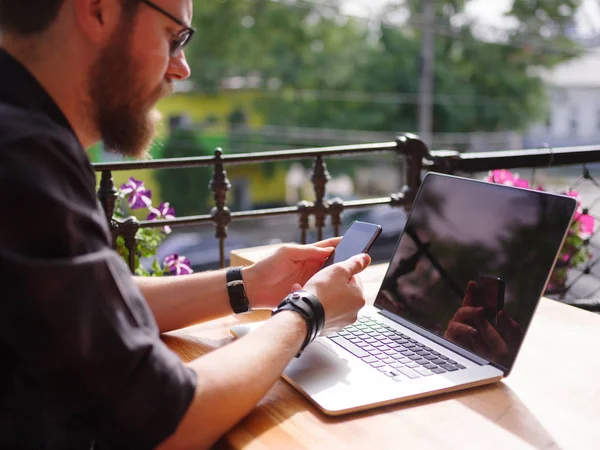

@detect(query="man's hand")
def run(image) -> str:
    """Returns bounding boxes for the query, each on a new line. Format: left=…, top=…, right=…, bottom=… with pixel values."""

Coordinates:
left=242, top=238, right=341, bottom=310
left=444, top=281, right=524, bottom=366
left=298, top=253, right=371, bottom=335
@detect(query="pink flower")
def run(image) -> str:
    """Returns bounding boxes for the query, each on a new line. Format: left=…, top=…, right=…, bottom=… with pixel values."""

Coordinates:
left=577, top=213, right=595, bottom=239
left=164, top=254, right=193, bottom=275
left=486, top=169, right=530, bottom=189
left=147, top=202, right=176, bottom=234
left=120, top=177, right=152, bottom=210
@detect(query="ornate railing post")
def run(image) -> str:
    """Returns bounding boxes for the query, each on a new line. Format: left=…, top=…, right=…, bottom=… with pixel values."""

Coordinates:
left=311, top=156, right=331, bottom=241
left=209, top=148, right=232, bottom=268
left=397, top=134, right=428, bottom=211
left=329, top=197, right=345, bottom=237
left=297, top=201, right=311, bottom=245
left=118, top=217, right=140, bottom=273
left=97, top=170, right=118, bottom=227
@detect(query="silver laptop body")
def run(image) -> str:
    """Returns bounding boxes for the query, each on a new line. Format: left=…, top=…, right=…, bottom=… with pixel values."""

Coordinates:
left=234, top=173, right=577, bottom=415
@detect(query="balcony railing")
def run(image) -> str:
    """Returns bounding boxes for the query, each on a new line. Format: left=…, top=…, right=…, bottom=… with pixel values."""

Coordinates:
left=93, top=135, right=600, bottom=309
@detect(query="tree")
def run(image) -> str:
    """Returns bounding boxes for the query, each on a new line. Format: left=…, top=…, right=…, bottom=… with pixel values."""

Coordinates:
left=155, top=125, right=213, bottom=216
left=184, top=0, right=583, bottom=136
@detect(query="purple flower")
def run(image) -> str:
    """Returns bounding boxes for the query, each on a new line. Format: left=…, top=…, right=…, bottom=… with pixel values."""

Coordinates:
left=120, top=177, right=152, bottom=210
left=164, top=254, right=193, bottom=275
left=147, top=202, right=176, bottom=234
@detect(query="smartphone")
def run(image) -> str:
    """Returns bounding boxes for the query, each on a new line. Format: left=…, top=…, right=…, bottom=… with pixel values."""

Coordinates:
left=321, top=221, right=382, bottom=269
left=475, top=275, right=506, bottom=327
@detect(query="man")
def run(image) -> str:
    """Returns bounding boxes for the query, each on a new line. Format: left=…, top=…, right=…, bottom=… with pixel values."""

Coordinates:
left=0, top=0, right=370, bottom=448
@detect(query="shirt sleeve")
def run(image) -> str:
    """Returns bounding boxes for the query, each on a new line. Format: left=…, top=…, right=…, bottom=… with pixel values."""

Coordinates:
left=0, top=135, right=197, bottom=449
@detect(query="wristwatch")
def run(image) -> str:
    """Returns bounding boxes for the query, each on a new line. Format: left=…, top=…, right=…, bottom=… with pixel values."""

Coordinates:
left=272, top=290, right=325, bottom=357
left=226, top=267, right=251, bottom=314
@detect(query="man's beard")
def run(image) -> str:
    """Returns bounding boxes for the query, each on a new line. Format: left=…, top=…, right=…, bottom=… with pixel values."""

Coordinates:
left=87, top=24, right=171, bottom=158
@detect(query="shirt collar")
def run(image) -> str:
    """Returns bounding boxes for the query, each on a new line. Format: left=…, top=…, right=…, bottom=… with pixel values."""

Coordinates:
left=0, top=48, right=76, bottom=135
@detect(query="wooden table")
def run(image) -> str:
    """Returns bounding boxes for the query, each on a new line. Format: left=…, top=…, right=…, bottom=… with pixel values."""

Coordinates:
left=163, top=245, right=600, bottom=450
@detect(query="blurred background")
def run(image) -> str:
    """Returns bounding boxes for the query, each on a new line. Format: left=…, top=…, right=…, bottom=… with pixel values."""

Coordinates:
left=95, top=0, right=600, bottom=287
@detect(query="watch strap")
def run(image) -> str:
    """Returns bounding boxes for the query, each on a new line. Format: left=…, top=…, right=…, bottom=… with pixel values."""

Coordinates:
left=226, top=267, right=250, bottom=314
left=272, top=290, right=325, bottom=357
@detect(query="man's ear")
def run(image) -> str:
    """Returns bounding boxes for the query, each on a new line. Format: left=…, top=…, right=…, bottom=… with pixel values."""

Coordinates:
left=72, top=0, right=122, bottom=44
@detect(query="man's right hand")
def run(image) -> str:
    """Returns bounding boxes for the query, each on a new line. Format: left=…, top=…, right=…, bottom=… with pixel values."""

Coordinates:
left=292, top=253, right=371, bottom=336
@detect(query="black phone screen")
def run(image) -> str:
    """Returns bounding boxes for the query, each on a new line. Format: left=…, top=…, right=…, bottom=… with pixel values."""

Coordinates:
left=321, top=221, right=382, bottom=269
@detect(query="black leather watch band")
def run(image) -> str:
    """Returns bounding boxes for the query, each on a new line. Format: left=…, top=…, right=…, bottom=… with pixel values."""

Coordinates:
left=226, top=267, right=250, bottom=314
left=272, top=290, right=325, bottom=357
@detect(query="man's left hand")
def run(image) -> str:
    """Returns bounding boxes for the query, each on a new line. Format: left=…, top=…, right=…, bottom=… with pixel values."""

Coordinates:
left=242, top=238, right=341, bottom=310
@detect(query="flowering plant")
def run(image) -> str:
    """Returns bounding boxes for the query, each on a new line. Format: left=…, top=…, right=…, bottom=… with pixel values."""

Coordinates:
left=487, top=170, right=595, bottom=292
left=115, top=177, right=193, bottom=277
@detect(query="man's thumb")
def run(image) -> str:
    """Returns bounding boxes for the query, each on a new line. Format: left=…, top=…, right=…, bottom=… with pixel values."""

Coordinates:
left=341, top=253, right=371, bottom=277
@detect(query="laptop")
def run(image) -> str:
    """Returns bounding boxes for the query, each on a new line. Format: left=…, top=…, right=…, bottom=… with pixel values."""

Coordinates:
left=231, top=172, right=577, bottom=415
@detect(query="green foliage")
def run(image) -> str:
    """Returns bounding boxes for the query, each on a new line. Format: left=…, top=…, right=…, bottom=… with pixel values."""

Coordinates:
left=155, top=126, right=214, bottom=216
left=185, top=0, right=583, bottom=135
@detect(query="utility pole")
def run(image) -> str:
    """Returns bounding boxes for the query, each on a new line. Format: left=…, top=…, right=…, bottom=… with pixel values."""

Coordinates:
left=418, top=0, right=436, bottom=148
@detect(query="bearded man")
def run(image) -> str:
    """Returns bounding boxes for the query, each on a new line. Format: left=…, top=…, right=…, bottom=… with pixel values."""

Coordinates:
left=0, top=1, right=370, bottom=448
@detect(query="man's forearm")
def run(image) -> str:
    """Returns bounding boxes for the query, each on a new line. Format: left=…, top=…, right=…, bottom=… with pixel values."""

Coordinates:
left=158, top=311, right=307, bottom=449
left=134, top=271, right=232, bottom=333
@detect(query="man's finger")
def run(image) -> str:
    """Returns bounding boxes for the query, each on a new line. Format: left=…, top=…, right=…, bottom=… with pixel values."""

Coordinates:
left=283, top=244, right=334, bottom=261
left=338, top=253, right=371, bottom=278
left=462, top=281, right=478, bottom=307
left=452, top=306, right=484, bottom=323
left=312, top=237, right=342, bottom=248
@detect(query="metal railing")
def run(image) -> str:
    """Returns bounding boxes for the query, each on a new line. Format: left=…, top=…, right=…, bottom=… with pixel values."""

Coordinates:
left=93, top=135, right=600, bottom=308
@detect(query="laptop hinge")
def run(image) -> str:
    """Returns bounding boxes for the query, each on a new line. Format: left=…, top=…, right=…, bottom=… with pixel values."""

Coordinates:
left=378, top=309, right=491, bottom=366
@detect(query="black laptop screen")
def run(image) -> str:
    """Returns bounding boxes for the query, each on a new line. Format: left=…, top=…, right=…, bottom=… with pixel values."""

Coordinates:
left=374, top=173, right=576, bottom=372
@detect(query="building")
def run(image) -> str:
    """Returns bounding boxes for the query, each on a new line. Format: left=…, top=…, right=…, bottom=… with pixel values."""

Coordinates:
left=524, top=48, right=600, bottom=148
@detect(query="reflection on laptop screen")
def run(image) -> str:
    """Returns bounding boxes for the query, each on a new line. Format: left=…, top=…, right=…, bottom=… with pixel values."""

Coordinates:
left=375, top=173, right=576, bottom=372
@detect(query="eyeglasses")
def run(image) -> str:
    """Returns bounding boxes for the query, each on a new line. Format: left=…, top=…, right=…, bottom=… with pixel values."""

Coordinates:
left=140, top=0, right=195, bottom=57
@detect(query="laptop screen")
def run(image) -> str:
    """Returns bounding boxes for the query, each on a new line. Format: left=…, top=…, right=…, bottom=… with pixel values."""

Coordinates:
left=374, top=173, right=577, bottom=372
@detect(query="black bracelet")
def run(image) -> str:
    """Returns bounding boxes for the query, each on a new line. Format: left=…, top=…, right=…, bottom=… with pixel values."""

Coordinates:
left=272, top=290, right=325, bottom=357
left=226, top=267, right=251, bottom=314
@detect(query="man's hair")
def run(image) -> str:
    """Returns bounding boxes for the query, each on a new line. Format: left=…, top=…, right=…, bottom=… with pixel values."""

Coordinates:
left=0, top=0, right=140, bottom=36
left=0, top=0, right=66, bottom=35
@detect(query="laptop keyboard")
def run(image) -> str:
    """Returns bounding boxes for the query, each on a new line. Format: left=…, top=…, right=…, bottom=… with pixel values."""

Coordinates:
left=327, top=316, right=466, bottom=381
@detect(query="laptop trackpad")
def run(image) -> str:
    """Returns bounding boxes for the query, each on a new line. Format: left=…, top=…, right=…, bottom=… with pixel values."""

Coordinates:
left=284, top=338, right=374, bottom=391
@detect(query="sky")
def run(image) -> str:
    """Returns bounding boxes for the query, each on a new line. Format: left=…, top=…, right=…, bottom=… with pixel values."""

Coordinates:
left=341, top=0, right=600, bottom=38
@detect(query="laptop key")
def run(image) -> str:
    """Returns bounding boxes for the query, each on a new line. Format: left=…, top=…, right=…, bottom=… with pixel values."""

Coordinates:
left=432, top=359, right=446, bottom=365
left=440, top=363, right=459, bottom=371
left=456, top=364, right=466, bottom=370
left=329, top=337, right=369, bottom=358
left=416, top=351, right=429, bottom=357
left=370, top=361, right=385, bottom=368
left=424, top=363, right=438, bottom=370
left=398, top=367, right=421, bottom=379
left=382, top=357, right=396, bottom=364
left=406, top=362, right=419, bottom=368
left=414, top=366, right=434, bottom=376
left=447, top=359, right=457, bottom=364
left=362, top=356, right=379, bottom=364
left=431, top=367, right=446, bottom=374
left=362, top=346, right=377, bottom=352
left=391, top=362, right=404, bottom=369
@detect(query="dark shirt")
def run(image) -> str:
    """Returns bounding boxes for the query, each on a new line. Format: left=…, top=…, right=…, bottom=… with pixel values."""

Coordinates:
left=0, top=49, right=196, bottom=449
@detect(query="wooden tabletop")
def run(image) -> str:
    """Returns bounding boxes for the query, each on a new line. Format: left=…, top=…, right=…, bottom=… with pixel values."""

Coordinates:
left=163, top=245, right=600, bottom=450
